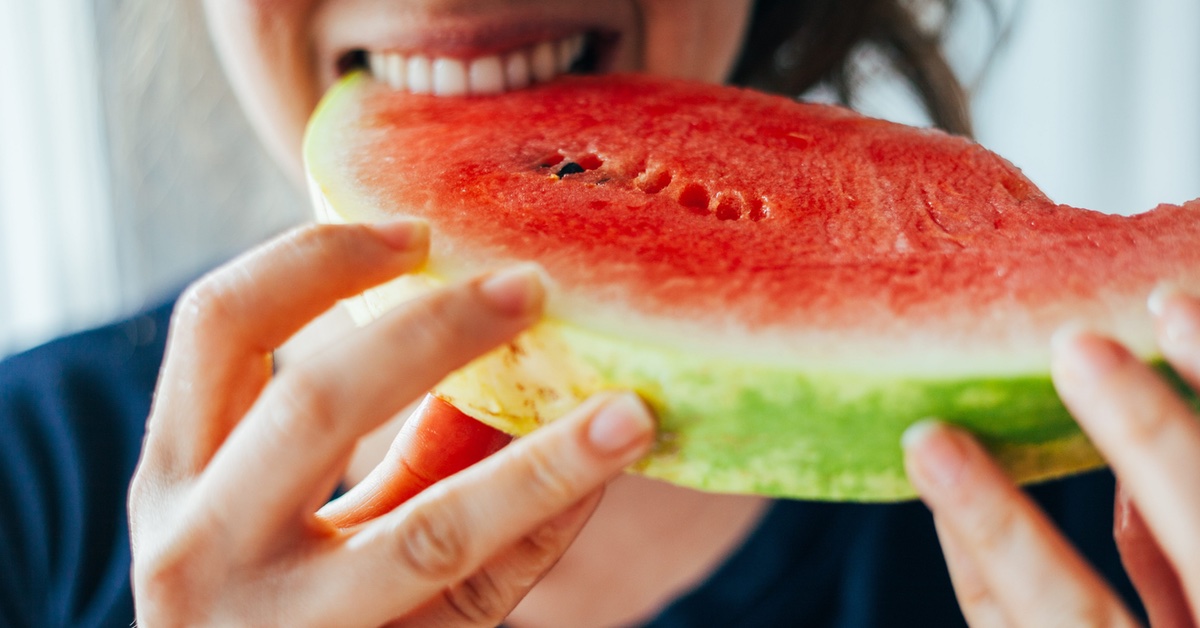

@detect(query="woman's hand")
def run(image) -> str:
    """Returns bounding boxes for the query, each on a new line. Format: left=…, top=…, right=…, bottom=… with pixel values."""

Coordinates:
left=127, top=221, right=656, bottom=626
left=903, top=288, right=1200, bottom=627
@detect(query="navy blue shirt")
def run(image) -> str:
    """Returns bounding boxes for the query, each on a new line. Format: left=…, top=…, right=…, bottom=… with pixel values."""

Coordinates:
left=0, top=301, right=1144, bottom=627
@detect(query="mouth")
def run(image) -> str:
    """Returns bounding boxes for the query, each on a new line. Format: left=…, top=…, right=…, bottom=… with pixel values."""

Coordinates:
left=336, top=30, right=617, bottom=97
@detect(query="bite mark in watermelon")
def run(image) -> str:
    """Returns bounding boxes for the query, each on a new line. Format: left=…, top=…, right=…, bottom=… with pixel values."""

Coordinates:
left=304, top=72, right=1200, bottom=501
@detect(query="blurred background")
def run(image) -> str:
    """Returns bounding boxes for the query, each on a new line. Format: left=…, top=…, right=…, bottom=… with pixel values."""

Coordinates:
left=1, top=0, right=1197, bottom=358
left=0, top=1, right=304, bottom=358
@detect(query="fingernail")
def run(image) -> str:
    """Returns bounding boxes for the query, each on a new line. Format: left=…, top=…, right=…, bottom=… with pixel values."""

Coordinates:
left=1113, top=483, right=1131, bottom=536
left=902, top=419, right=967, bottom=492
left=1149, top=285, right=1200, bottom=348
left=478, top=263, right=546, bottom=316
left=1147, top=284, right=1179, bottom=317
left=373, top=218, right=430, bottom=251
left=587, top=393, right=655, bottom=455
left=1051, top=323, right=1125, bottom=379
left=1050, top=321, right=1092, bottom=358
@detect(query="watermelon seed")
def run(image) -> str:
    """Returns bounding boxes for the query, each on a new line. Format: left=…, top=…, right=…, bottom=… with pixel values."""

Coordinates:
left=678, top=184, right=710, bottom=214
left=557, top=162, right=586, bottom=176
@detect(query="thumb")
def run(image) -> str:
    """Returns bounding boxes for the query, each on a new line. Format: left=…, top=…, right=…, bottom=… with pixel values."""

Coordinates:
left=1114, top=483, right=1197, bottom=628
left=319, top=394, right=512, bottom=527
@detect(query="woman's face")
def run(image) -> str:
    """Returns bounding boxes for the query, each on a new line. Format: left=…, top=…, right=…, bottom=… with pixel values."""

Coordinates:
left=202, top=0, right=755, bottom=180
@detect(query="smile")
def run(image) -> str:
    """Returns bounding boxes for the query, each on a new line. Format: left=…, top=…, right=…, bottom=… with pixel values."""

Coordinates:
left=340, top=31, right=612, bottom=97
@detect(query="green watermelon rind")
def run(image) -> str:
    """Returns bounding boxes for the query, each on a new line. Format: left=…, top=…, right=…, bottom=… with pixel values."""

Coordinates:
left=437, top=319, right=1117, bottom=501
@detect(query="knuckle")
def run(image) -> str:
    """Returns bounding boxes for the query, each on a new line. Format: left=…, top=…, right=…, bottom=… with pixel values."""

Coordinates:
left=954, top=580, right=992, bottom=611
left=522, top=520, right=571, bottom=561
left=398, top=291, right=466, bottom=350
left=518, top=446, right=579, bottom=509
left=132, top=496, right=259, bottom=625
left=134, top=552, right=186, bottom=603
left=174, top=275, right=240, bottom=340
left=443, top=568, right=513, bottom=625
left=392, top=505, right=473, bottom=581
left=285, top=222, right=339, bottom=250
left=381, top=276, right=527, bottom=366
left=282, top=223, right=357, bottom=265
left=962, top=501, right=1019, bottom=555
left=504, top=522, right=575, bottom=587
left=133, top=538, right=212, bottom=622
left=266, top=370, right=341, bottom=443
left=1120, top=398, right=1178, bottom=447
left=382, top=291, right=483, bottom=365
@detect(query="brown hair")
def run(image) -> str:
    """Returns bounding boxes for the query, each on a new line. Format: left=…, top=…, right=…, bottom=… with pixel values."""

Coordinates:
left=732, top=0, right=973, bottom=137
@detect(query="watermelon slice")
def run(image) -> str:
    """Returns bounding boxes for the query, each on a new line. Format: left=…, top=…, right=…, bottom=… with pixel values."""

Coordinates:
left=304, top=72, right=1200, bottom=501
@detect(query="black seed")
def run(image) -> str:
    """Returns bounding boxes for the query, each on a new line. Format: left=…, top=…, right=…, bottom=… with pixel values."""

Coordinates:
left=557, top=162, right=586, bottom=176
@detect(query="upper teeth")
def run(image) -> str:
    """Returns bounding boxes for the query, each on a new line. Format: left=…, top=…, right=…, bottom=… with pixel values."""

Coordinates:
left=367, top=33, right=586, bottom=96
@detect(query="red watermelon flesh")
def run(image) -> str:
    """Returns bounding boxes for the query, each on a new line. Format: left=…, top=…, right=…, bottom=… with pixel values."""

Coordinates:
left=305, top=73, right=1200, bottom=500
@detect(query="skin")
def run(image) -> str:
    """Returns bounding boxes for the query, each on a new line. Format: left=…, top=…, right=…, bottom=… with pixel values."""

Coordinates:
left=130, top=220, right=657, bottom=625
left=125, top=0, right=1200, bottom=624
left=903, top=287, right=1200, bottom=626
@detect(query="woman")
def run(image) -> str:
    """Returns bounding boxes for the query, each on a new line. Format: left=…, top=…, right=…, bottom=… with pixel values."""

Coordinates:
left=2, top=0, right=1196, bottom=625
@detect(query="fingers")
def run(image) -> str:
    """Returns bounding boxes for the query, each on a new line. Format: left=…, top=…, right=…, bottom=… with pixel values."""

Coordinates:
left=1152, top=286, right=1200, bottom=387
left=906, top=291, right=1200, bottom=627
left=319, top=395, right=513, bottom=528
left=402, top=490, right=604, bottom=628
left=146, top=220, right=430, bottom=475
left=903, top=421, right=1137, bottom=627
left=933, top=518, right=1008, bottom=628
left=197, top=263, right=546, bottom=541
left=1113, top=485, right=1196, bottom=628
left=305, top=393, right=655, bottom=627
left=1052, top=324, right=1200, bottom=602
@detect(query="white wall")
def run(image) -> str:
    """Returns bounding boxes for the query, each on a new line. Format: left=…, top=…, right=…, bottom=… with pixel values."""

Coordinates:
left=0, top=0, right=121, bottom=355
left=0, top=0, right=303, bottom=357
left=93, top=1, right=304, bottom=318
left=971, top=0, right=1200, bottom=215
left=851, top=0, right=1199, bottom=215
